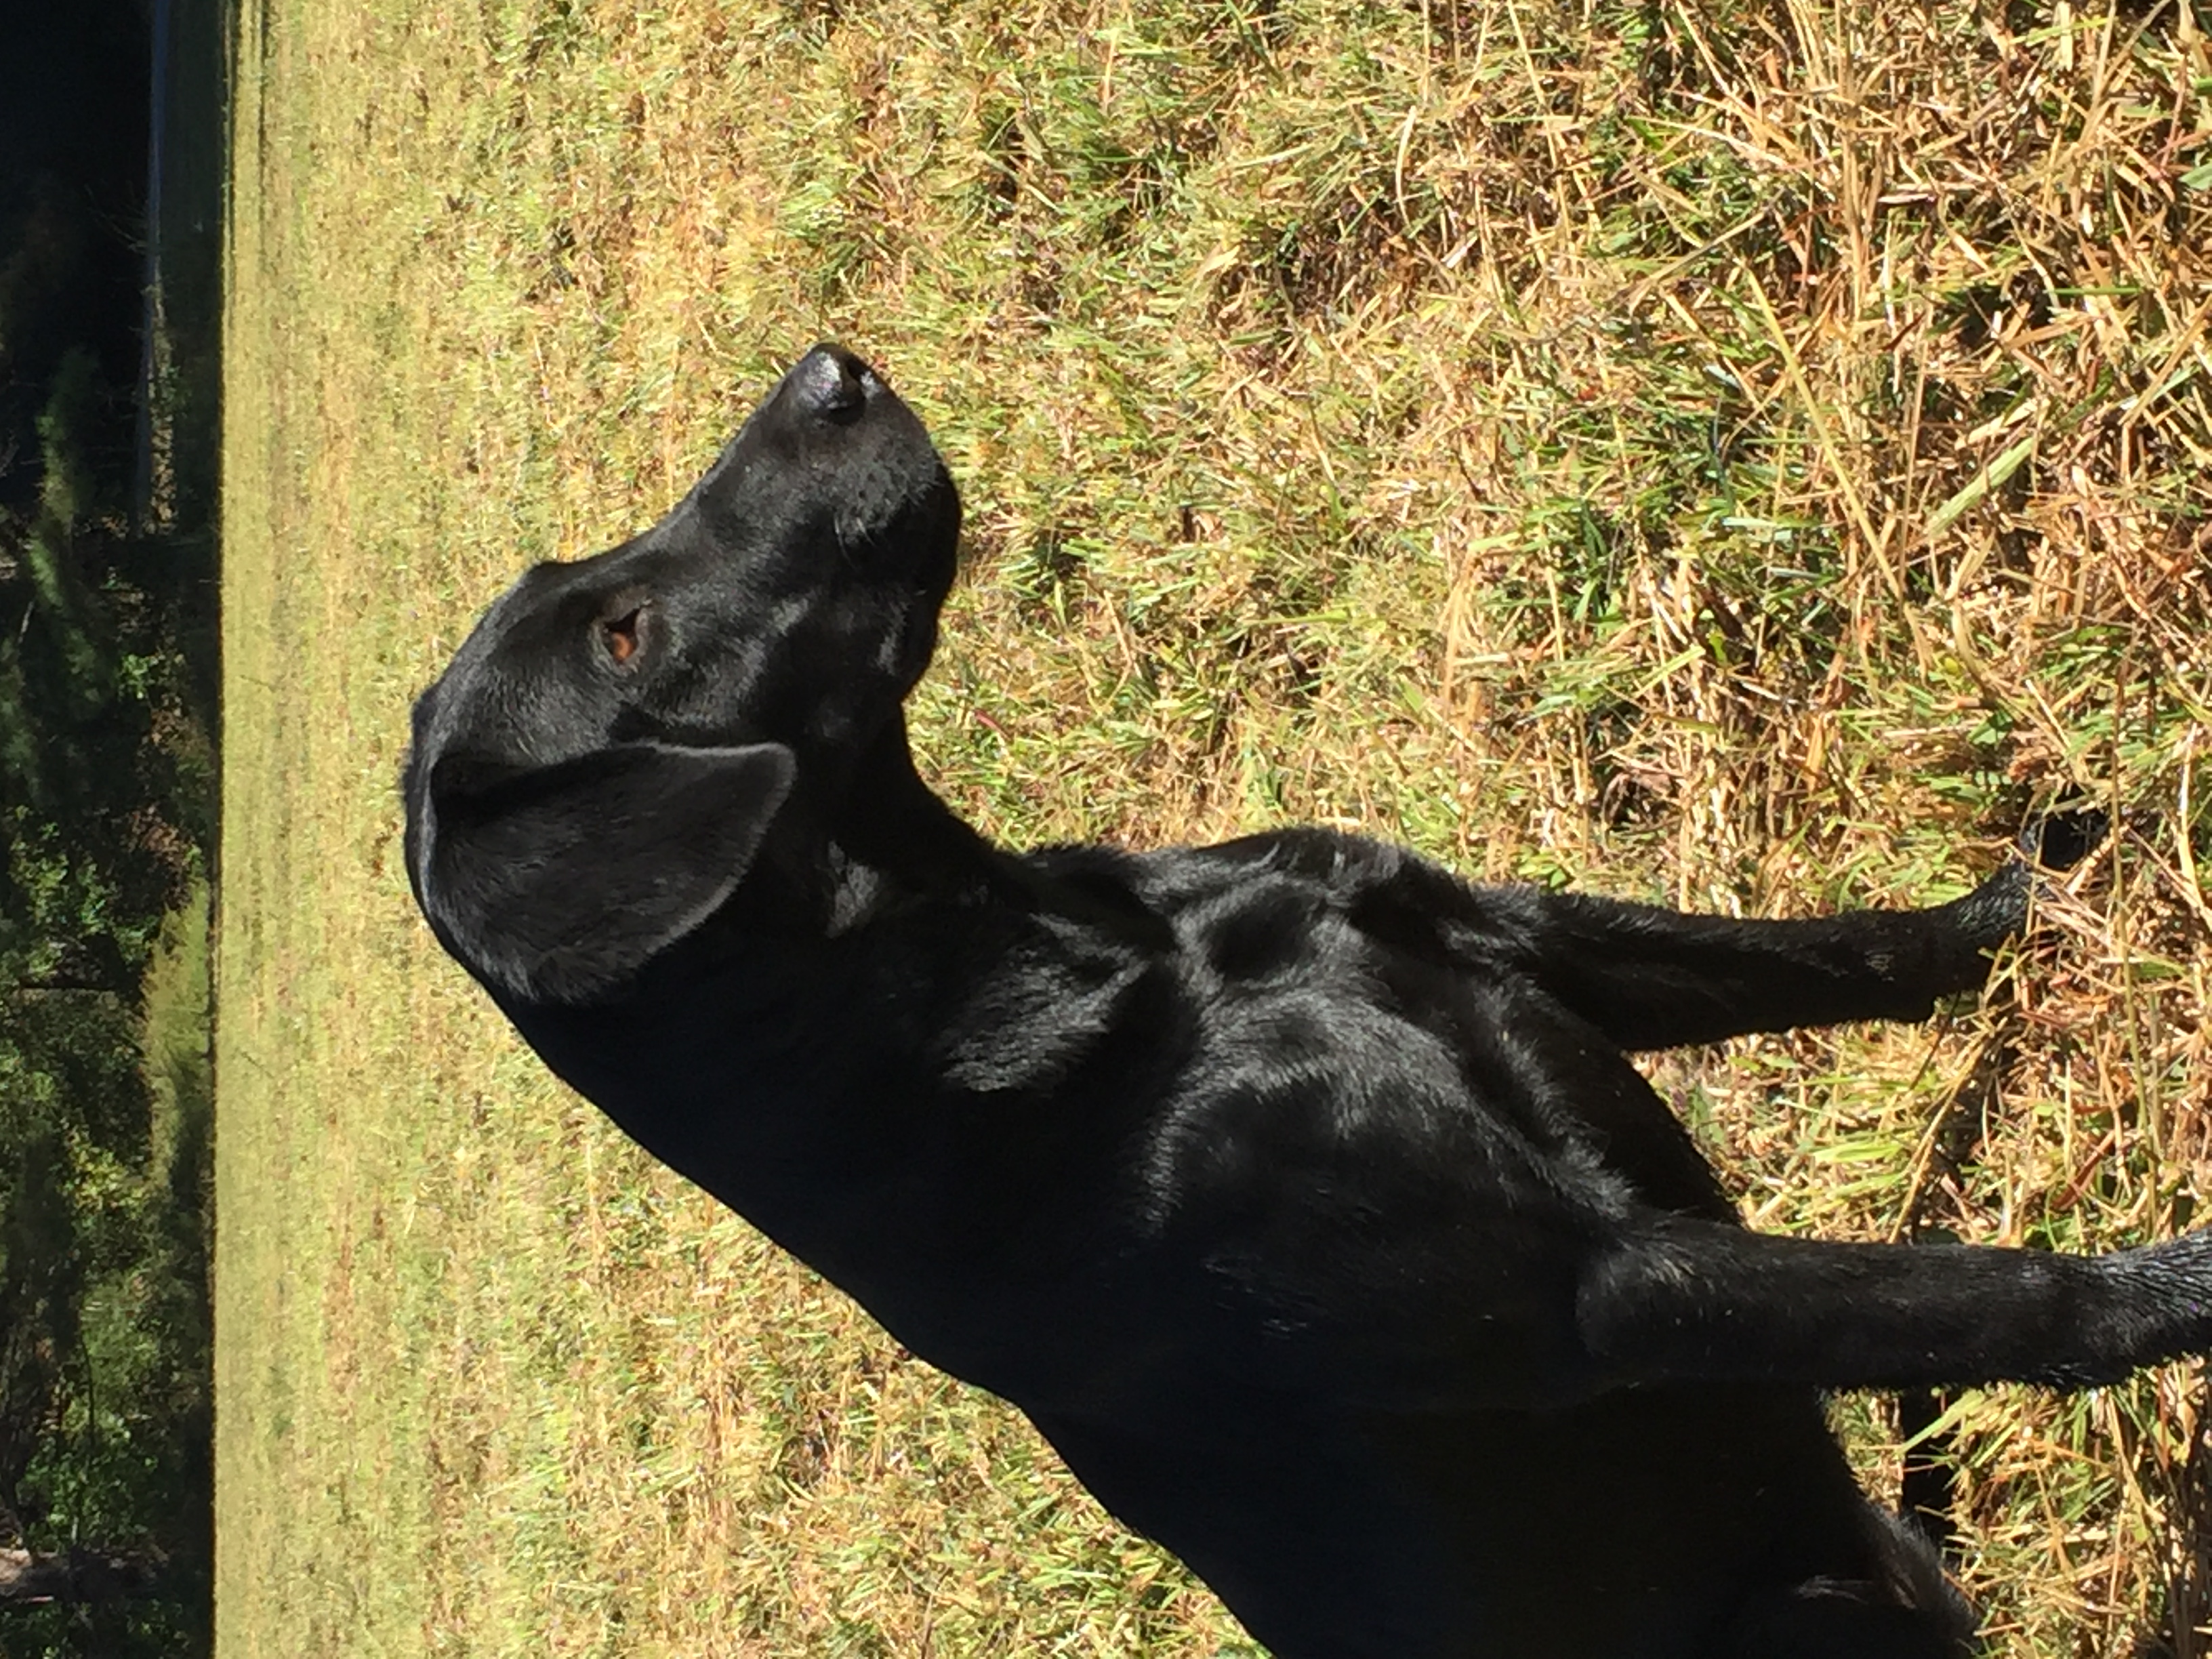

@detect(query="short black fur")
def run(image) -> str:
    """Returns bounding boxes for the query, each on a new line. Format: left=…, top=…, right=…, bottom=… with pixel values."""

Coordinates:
left=404, top=344, right=2190, bottom=1658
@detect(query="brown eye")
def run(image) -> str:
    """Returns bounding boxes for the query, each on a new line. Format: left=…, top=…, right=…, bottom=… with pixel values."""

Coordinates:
left=602, top=607, right=642, bottom=665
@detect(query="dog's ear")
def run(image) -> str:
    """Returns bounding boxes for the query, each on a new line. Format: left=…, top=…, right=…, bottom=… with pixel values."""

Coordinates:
left=419, top=741, right=796, bottom=1005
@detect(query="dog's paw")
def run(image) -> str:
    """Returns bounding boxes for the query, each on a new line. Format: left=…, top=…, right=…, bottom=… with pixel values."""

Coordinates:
left=1952, top=808, right=2109, bottom=947
left=2018, top=807, right=2110, bottom=875
left=2098, top=1226, right=2212, bottom=1363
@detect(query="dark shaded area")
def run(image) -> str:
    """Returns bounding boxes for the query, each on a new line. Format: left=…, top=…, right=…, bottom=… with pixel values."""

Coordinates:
left=0, top=9, right=148, bottom=527
left=1, top=0, right=223, bottom=1653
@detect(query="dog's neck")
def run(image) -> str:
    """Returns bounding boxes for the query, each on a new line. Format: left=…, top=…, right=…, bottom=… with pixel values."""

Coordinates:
left=804, top=715, right=1174, bottom=951
left=825, top=714, right=1000, bottom=900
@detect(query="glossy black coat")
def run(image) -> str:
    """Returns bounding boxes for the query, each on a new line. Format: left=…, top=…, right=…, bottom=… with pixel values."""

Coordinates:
left=405, top=345, right=2192, bottom=1658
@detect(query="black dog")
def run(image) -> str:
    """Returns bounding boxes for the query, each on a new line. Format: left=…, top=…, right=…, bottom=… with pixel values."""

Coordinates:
left=405, top=344, right=2200, bottom=1658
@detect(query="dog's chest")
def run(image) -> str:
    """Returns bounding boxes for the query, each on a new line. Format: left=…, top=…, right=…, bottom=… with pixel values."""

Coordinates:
left=508, top=874, right=1610, bottom=1410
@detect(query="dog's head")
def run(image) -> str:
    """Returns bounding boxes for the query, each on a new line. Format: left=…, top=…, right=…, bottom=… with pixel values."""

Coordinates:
left=403, top=344, right=960, bottom=1006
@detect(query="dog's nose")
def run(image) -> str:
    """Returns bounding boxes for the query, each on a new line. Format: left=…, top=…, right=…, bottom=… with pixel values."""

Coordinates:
left=786, top=344, right=873, bottom=423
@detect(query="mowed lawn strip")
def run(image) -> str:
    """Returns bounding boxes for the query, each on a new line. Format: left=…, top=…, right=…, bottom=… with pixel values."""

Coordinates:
left=218, top=0, right=2212, bottom=1653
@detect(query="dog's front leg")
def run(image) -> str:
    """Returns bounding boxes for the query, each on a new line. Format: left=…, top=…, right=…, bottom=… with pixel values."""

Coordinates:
left=1217, top=814, right=2100, bottom=1050
left=1479, top=810, right=2104, bottom=1049
left=1576, top=1212, right=2212, bottom=1390
left=1487, top=872, right=2029, bottom=1048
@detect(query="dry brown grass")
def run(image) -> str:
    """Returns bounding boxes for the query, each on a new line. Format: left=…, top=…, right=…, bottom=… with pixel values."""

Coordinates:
left=219, top=0, right=2211, bottom=1651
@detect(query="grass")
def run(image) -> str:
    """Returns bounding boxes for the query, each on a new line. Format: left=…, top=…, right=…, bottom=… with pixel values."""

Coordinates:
left=218, top=0, right=2211, bottom=1652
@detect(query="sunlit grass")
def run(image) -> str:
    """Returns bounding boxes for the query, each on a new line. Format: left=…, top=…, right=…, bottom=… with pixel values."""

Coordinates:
left=219, top=0, right=2211, bottom=1652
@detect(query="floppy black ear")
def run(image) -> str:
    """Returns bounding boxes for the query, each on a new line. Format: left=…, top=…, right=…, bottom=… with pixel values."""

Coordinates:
left=419, top=741, right=796, bottom=1005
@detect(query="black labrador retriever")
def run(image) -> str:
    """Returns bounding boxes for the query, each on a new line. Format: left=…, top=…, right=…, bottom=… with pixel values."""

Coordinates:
left=405, top=343, right=2202, bottom=1658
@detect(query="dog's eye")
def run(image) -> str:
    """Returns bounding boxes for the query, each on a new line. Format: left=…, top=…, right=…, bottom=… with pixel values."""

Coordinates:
left=602, top=607, right=643, bottom=666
